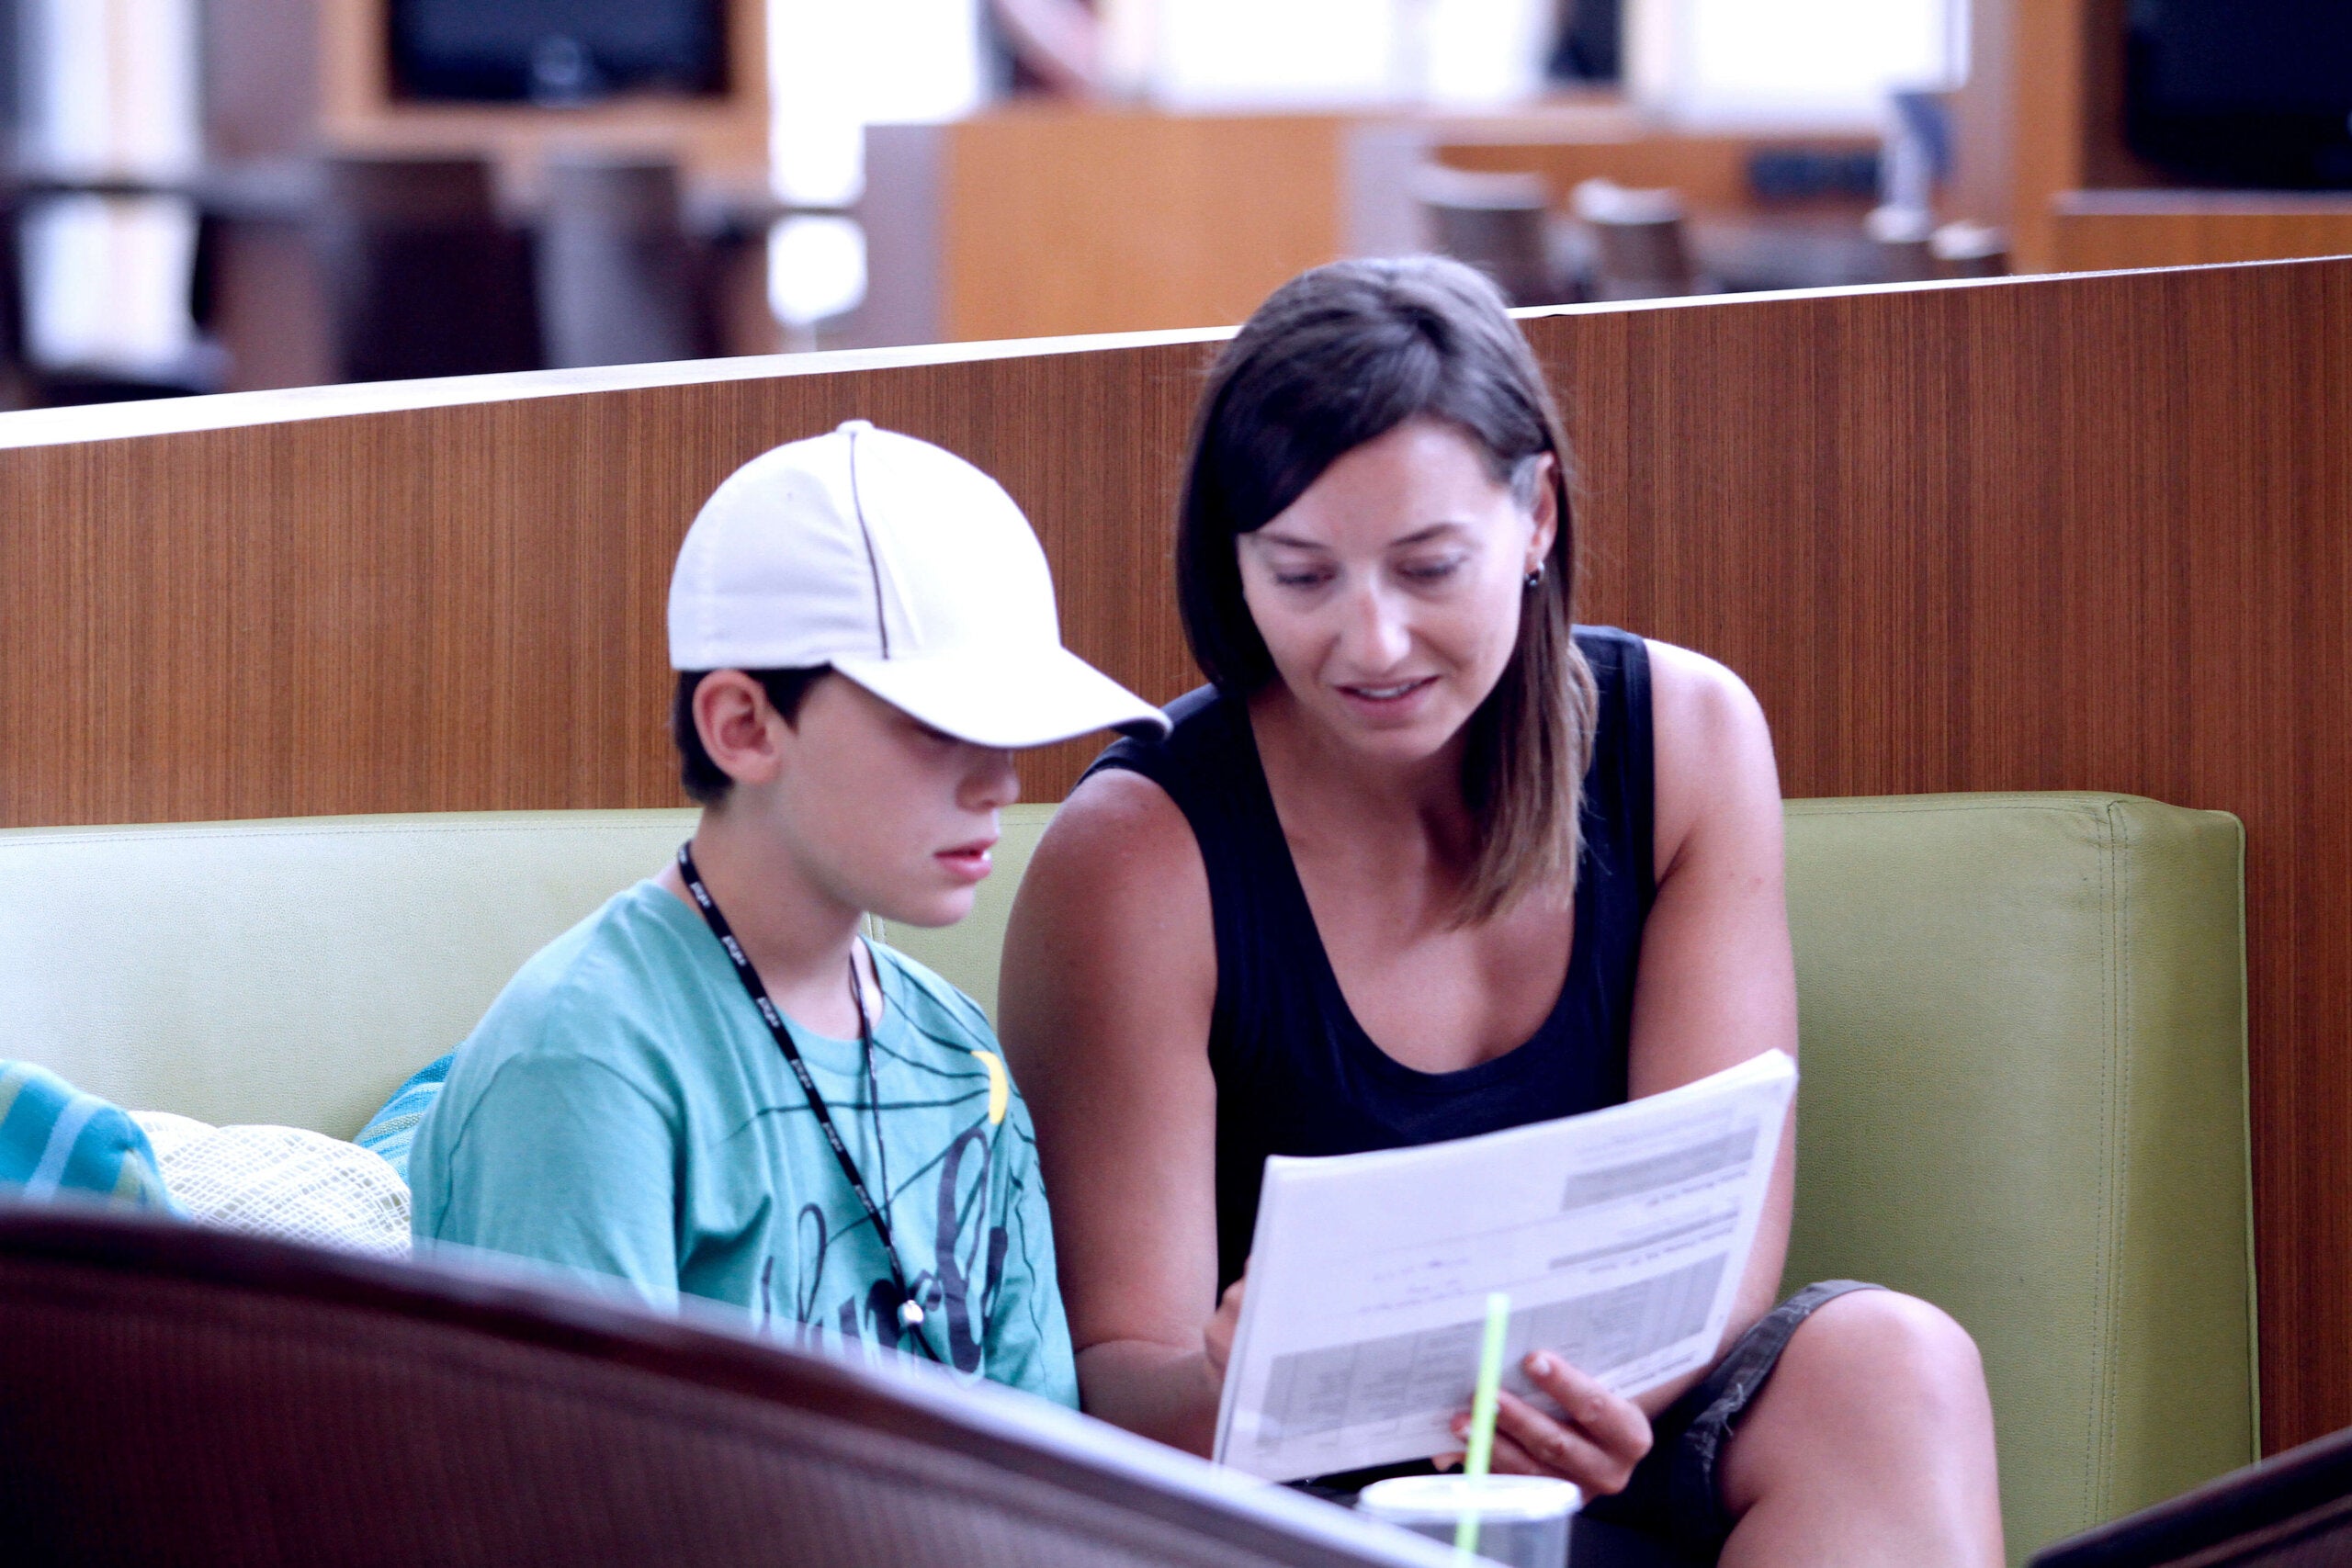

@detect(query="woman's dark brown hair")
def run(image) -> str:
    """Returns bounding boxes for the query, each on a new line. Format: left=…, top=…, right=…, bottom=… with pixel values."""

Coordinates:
left=1176, top=255, right=1598, bottom=924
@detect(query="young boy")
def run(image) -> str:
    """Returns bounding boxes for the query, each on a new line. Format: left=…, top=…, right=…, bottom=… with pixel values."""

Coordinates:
left=408, top=421, right=1166, bottom=1405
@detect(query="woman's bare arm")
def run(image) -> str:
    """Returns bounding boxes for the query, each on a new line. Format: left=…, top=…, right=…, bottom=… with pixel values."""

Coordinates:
left=1629, top=640, right=1798, bottom=1350
left=1468, top=641, right=1798, bottom=1482
left=997, top=768, right=1226, bottom=1451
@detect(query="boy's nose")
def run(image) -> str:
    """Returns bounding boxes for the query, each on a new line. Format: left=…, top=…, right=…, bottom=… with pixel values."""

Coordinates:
left=962, top=746, right=1021, bottom=811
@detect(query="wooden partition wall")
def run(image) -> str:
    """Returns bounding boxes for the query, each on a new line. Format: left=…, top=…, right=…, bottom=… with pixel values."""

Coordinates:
left=3, top=258, right=2350, bottom=1452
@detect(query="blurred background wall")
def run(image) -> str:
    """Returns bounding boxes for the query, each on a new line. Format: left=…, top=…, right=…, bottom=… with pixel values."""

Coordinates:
left=0, top=0, right=2344, bottom=408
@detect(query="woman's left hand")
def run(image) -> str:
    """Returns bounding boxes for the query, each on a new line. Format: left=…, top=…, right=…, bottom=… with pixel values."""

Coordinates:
left=1445, top=1351, right=1653, bottom=1498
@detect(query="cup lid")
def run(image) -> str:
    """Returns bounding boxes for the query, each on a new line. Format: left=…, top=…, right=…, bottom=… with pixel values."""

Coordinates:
left=1356, top=1473, right=1583, bottom=1524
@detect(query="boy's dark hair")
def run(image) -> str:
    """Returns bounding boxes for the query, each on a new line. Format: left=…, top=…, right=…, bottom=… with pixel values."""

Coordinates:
left=672, top=667, right=830, bottom=805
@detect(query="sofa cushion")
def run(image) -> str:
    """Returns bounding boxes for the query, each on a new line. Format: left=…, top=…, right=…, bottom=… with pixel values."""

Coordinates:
left=0, top=810, right=695, bottom=1139
left=0, top=1061, right=174, bottom=1212
left=1779, top=793, right=2250, bottom=1561
left=356, top=1055, right=453, bottom=1183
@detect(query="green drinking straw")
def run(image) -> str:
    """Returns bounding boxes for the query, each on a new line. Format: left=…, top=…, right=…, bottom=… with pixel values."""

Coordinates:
left=1454, top=1291, right=1513, bottom=1559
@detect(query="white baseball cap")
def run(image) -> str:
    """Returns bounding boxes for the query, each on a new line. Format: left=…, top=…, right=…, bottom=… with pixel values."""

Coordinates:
left=668, top=421, right=1170, bottom=749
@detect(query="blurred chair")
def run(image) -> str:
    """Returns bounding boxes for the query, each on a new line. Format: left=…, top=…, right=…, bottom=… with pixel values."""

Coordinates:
left=13, top=187, right=227, bottom=405
left=314, top=155, right=540, bottom=383
left=1930, top=220, right=2009, bottom=280
left=0, top=179, right=24, bottom=409
left=1865, top=202, right=1939, bottom=283
left=535, top=155, right=710, bottom=370
left=1413, top=163, right=1563, bottom=308
left=1573, top=178, right=1699, bottom=302
left=0, top=1206, right=1443, bottom=1568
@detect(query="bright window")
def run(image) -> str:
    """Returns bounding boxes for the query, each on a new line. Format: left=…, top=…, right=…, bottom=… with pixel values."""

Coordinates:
left=767, top=0, right=985, bottom=205
left=1631, top=0, right=1965, bottom=128
left=1137, top=0, right=1555, bottom=108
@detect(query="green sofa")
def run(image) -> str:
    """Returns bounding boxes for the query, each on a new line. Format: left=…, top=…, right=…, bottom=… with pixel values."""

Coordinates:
left=0, top=792, right=2251, bottom=1562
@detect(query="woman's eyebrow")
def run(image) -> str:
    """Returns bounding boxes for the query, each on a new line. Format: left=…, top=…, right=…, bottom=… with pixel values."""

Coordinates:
left=1253, top=521, right=1473, bottom=552
left=1390, top=522, right=1474, bottom=547
left=1250, top=529, right=1333, bottom=551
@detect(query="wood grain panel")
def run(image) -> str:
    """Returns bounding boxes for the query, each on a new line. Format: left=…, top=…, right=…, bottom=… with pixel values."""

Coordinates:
left=2050, top=195, right=2352, bottom=273
left=0, top=338, right=1218, bottom=826
left=938, top=108, right=1348, bottom=341
left=3, top=259, right=2351, bottom=1454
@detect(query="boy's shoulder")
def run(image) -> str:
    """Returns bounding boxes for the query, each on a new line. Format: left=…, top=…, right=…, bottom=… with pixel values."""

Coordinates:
left=458, top=881, right=716, bottom=1081
left=868, top=941, right=997, bottom=1053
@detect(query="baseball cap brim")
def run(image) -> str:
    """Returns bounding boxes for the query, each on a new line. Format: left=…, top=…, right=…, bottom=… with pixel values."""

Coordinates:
left=831, top=647, right=1170, bottom=750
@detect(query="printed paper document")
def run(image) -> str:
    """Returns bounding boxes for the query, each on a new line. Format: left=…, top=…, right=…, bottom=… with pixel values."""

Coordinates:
left=1212, top=1050, right=1797, bottom=1483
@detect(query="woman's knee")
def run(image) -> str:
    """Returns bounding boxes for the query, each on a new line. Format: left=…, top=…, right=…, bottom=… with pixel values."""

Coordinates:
left=1724, top=1289, right=1995, bottom=1516
left=1781, top=1288, right=1990, bottom=1422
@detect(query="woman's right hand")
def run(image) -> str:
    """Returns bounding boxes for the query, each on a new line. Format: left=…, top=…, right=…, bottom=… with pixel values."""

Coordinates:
left=1443, top=1350, right=1654, bottom=1498
left=1203, top=1272, right=1247, bottom=1388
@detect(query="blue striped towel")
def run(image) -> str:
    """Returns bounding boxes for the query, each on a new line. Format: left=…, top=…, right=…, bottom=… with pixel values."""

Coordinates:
left=356, top=1055, right=453, bottom=1184
left=0, top=1061, right=175, bottom=1211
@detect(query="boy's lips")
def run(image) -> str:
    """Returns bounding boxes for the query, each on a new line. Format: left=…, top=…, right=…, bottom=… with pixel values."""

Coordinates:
left=935, top=838, right=997, bottom=884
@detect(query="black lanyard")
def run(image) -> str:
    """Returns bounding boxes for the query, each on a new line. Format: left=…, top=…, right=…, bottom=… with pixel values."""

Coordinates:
left=676, top=843, right=940, bottom=1361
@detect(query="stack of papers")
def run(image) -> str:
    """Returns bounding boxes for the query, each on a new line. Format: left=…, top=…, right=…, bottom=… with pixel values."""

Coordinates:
left=1213, top=1051, right=1797, bottom=1482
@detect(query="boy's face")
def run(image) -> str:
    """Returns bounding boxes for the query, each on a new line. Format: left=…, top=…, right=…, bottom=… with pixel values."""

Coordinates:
left=736, top=674, right=1020, bottom=930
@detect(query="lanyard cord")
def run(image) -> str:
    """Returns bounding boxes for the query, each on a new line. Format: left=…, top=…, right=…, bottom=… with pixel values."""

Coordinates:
left=676, top=843, right=941, bottom=1361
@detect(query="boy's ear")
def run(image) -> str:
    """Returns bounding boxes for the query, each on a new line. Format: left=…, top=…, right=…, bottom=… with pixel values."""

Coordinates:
left=695, top=671, right=788, bottom=789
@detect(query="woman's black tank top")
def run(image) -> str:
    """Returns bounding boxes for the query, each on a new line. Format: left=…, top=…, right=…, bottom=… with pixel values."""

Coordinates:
left=1084, top=626, right=1657, bottom=1291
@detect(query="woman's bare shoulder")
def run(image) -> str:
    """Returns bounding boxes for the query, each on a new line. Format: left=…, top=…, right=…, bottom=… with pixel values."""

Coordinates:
left=1641, top=638, right=1768, bottom=742
left=1028, top=767, right=1205, bottom=889
left=1005, top=767, right=1215, bottom=1005
left=1638, top=638, right=1781, bottom=873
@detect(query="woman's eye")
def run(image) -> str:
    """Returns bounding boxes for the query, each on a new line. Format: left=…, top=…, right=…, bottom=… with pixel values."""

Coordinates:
left=1273, top=569, right=1332, bottom=589
left=1400, top=558, right=1463, bottom=583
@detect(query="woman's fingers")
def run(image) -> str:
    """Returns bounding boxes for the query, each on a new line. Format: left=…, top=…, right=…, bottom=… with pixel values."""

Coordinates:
left=1519, top=1351, right=1652, bottom=1470
left=1447, top=1400, right=1600, bottom=1484
left=1202, top=1271, right=1248, bottom=1385
left=1475, top=1428, right=1548, bottom=1476
left=1491, top=1390, right=1638, bottom=1494
left=1445, top=1353, right=1653, bottom=1496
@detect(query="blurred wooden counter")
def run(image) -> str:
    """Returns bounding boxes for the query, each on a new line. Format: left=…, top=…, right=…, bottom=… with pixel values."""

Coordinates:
left=2049, top=190, right=2352, bottom=273
left=931, top=108, right=1352, bottom=342
left=865, top=100, right=1878, bottom=346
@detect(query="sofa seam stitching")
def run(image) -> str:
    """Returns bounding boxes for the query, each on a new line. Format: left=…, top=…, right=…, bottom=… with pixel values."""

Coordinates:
left=2107, top=801, right=2135, bottom=1519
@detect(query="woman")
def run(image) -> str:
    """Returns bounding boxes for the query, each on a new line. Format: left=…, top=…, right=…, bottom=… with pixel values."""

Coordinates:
left=999, top=257, right=2002, bottom=1565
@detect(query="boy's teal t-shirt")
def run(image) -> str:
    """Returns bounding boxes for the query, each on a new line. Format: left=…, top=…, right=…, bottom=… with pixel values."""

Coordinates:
left=409, top=880, right=1077, bottom=1407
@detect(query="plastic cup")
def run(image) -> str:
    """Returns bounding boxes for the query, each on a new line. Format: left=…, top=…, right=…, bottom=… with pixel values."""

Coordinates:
left=1356, top=1474, right=1581, bottom=1568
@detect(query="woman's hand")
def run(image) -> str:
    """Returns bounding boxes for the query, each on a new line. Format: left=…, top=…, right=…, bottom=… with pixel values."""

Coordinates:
left=1445, top=1351, right=1653, bottom=1497
left=1202, top=1273, right=1247, bottom=1388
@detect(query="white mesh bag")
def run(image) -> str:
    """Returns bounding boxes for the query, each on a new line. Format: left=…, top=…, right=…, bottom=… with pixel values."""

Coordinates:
left=130, top=1112, right=411, bottom=1258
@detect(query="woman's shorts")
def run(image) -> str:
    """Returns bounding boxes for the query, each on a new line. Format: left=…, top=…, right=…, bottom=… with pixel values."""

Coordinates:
left=1575, top=1279, right=1883, bottom=1565
left=1296, top=1280, right=1883, bottom=1567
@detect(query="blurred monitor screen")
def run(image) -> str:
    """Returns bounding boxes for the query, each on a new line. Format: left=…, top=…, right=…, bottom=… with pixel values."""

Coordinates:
left=390, top=0, right=728, bottom=103
left=2126, top=0, right=2352, bottom=187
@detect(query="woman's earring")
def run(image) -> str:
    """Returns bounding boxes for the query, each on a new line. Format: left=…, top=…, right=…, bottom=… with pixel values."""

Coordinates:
left=1524, top=563, right=1545, bottom=590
